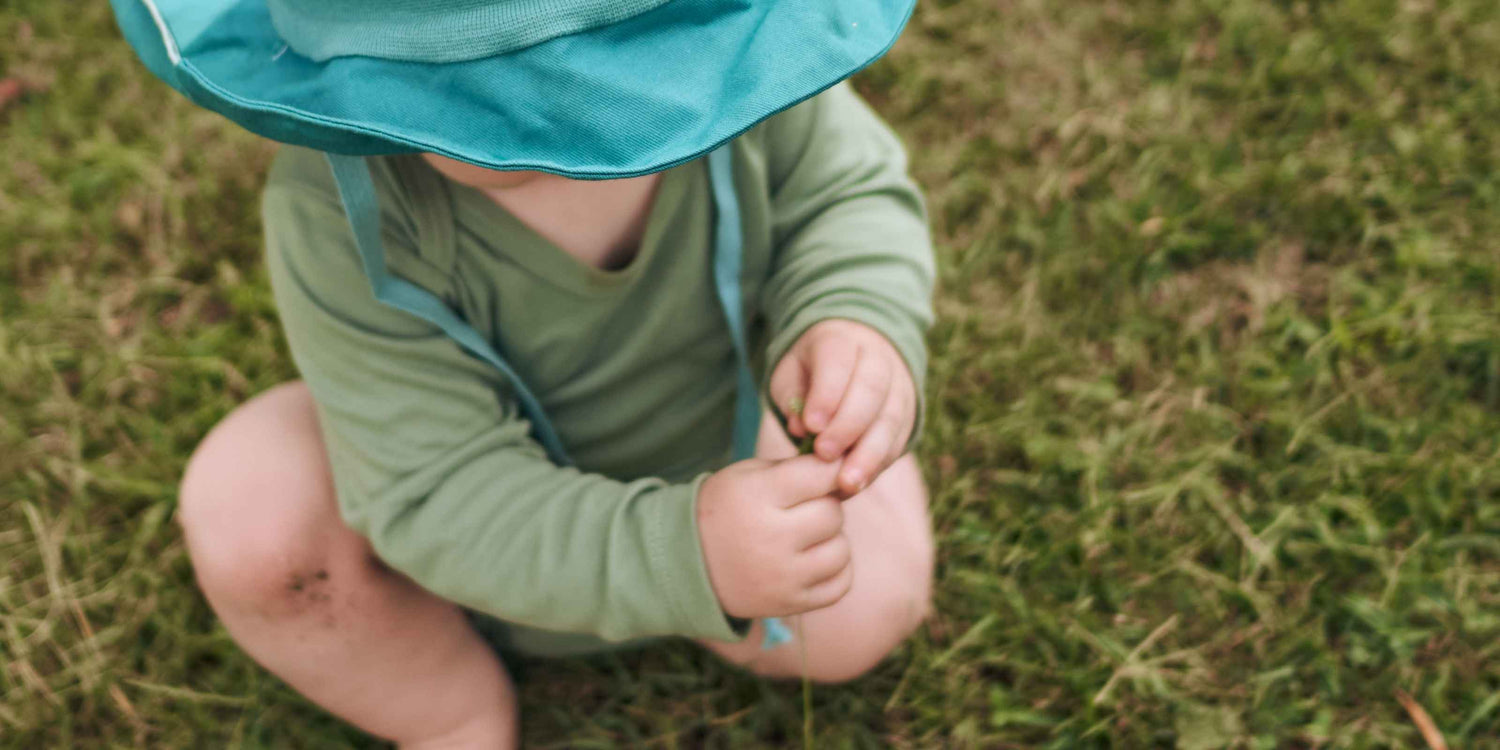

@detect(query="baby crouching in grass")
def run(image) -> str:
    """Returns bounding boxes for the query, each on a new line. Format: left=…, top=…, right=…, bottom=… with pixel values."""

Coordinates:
left=116, top=0, right=935, bottom=745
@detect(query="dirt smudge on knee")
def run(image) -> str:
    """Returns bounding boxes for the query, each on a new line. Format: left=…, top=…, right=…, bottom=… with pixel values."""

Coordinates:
left=282, top=569, right=337, bottom=627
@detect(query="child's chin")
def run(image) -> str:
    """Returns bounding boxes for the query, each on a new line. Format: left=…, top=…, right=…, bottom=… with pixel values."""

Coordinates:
left=419, top=153, right=545, bottom=190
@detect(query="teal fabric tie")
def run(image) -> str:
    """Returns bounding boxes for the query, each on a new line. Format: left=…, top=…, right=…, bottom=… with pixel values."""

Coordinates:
left=705, top=147, right=763, bottom=466
left=326, top=149, right=791, bottom=650
left=325, top=153, right=570, bottom=465
left=707, top=148, right=793, bottom=649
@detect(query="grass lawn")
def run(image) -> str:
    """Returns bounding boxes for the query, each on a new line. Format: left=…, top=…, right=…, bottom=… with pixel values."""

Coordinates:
left=4, top=0, right=1500, bottom=746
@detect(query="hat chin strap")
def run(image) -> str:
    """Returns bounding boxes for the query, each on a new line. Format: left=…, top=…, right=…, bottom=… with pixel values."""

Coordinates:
left=324, top=150, right=791, bottom=650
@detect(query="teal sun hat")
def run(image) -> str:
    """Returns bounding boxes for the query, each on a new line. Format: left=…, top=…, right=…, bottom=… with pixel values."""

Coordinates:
left=111, top=0, right=917, bottom=178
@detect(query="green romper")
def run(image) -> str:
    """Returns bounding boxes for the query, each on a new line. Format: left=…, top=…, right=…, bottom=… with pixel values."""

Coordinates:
left=261, top=84, right=935, bottom=657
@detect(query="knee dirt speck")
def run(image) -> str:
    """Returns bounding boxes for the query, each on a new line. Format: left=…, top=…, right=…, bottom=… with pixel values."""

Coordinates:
left=281, top=569, right=336, bottom=624
left=287, top=569, right=330, bottom=591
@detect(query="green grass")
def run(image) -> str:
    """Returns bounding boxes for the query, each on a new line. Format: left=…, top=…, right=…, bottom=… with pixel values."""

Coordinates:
left=4, top=0, right=1500, bottom=746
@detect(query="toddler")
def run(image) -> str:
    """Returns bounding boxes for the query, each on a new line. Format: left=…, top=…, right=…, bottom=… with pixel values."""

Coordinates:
left=114, top=0, right=936, bottom=745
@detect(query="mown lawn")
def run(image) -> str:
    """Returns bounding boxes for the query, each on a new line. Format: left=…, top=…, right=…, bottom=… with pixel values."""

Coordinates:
left=3, top=0, right=1499, bottom=747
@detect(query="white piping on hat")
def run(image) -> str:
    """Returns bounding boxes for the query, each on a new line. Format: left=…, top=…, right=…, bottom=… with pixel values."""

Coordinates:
left=137, top=0, right=182, bottom=65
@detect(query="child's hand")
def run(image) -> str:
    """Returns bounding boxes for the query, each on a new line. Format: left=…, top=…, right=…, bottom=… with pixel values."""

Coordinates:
left=697, top=455, right=852, bottom=619
left=770, top=319, right=917, bottom=496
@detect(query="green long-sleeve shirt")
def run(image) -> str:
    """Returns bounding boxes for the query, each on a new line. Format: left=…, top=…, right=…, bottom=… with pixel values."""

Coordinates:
left=262, top=83, right=934, bottom=645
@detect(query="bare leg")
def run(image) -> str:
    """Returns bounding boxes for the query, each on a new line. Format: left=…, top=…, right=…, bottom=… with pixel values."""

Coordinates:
left=177, top=383, right=518, bottom=749
left=700, top=413, right=935, bottom=682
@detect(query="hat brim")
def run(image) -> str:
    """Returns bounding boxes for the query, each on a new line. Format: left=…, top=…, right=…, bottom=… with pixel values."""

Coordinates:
left=113, top=0, right=914, bottom=179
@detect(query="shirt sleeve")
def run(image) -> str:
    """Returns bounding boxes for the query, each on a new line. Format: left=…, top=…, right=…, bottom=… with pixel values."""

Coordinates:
left=758, top=84, right=937, bottom=446
left=259, top=153, right=744, bottom=644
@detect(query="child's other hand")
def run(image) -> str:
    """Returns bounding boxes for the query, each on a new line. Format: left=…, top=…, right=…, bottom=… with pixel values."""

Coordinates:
left=697, top=455, right=851, bottom=619
left=770, top=319, right=916, bottom=496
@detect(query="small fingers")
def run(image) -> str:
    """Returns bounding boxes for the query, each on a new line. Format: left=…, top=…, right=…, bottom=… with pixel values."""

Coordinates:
left=799, top=532, right=853, bottom=585
left=802, top=335, right=860, bottom=434
left=798, top=547, right=855, bottom=612
left=766, top=454, right=845, bottom=505
left=768, top=355, right=810, bottom=437
left=839, top=413, right=902, bottom=495
left=814, top=350, right=891, bottom=461
left=784, top=496, right=844, bottom=550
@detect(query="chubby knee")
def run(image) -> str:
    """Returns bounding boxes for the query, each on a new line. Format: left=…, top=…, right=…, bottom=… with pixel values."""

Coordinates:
left=807, top=462, right=933, bottom=682
left=808, top=569, right=931, bottom=683
left=738, top=598, right=928, bottom=685
left=736, top=553, right=932, bottom=684
left=177, top=383, right=359, bottom=618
